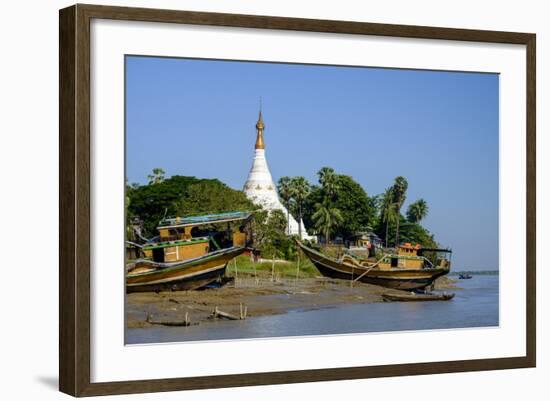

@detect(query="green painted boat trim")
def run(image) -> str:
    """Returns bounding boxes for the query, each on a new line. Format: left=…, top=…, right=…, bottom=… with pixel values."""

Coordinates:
left=381, top=255, right=425, bottom=262
left=143, top=238, right=209, bottom=251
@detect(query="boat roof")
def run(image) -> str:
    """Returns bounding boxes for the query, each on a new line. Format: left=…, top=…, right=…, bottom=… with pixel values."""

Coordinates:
left=158, top=211, right=252, bottom=229
left=399, top=242, right=422, bottom=250
left=417, top=248, right=452, bottom=254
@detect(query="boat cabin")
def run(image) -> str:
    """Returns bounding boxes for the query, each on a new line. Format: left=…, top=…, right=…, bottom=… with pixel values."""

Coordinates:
left=142, top=211, right=252, bottom=264
left=377, top=243, right=452, bottom=270
left=419, top=247, right=452, bottom=269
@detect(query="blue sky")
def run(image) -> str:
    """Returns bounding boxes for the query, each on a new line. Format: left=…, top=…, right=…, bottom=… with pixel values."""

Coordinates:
left=126, top=56, right=499, bottom=270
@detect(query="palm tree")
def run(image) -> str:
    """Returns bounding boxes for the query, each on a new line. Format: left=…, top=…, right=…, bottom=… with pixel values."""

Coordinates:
left=277, top=176, right=293, bottom=235
left=312, top=202, right=343, bottom=244
left=406, top=199, right=429, bottom=223
left=147, top=167, right=165, bottom=185
left=317, top=167, right=339, bottom=202
left=391, top=176, right=408, bottom=246
left=380, top=187, right=397, bottom=247
left=289, top=176, right=311, bottom=239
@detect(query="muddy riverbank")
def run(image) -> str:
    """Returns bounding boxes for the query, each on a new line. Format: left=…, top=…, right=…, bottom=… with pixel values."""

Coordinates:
left=126, top=275, right=459, bottom=329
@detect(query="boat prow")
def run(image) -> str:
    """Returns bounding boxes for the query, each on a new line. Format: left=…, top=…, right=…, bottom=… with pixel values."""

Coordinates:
left=126, top=246, right=245, bottom=292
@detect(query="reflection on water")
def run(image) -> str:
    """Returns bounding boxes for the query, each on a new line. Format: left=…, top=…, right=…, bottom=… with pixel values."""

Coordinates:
left=127, top=275, right=499, bottom=344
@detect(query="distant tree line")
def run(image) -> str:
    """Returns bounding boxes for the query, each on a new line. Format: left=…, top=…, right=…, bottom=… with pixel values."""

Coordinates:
left=278, top=169, right=437, bottom=249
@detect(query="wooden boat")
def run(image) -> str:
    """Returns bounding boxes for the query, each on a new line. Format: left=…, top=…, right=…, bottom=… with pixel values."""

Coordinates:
left=297, top=241, right=451, bottom=291
left=126, top=211, right=252, bottom=292
left=382, top=292, right=455, bottom=302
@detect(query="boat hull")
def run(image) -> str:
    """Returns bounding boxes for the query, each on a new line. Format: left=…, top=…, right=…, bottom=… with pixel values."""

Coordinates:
left=126, top=247, right=244, bottom=293
left=382, top=292, right=455, bottom=302
left=298, top=242, right=449, bottom=291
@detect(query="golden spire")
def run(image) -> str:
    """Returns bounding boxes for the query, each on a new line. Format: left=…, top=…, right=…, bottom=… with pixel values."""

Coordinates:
left=255, top=109, right=265, bottom=149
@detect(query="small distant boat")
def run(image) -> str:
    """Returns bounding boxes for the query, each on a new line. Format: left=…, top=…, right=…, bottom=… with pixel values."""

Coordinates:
left=382, top=292, right=455, bottom=302
left=458, top=273, right=473, bottom=279
left=297, top=241, right=452, bottom=291
left=126, top=211, right=252, bottom=292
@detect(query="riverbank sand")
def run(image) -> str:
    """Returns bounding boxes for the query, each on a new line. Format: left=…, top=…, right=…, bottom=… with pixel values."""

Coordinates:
left=127, top=275, right=458, bottom=329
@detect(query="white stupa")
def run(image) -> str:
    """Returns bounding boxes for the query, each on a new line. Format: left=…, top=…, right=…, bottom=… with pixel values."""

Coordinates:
left=243, top=111, right=311, bottom=239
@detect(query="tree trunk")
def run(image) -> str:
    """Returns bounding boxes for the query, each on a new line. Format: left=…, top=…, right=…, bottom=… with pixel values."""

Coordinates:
left=298, top=203, right=302, bottom=240
left=395, top=211, right=400, bottom=247
left=385, top=219, right=389, bottom=248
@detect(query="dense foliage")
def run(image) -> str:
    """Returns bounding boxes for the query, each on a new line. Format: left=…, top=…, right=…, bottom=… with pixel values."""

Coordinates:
left=302, top=173, right=377, bottom=241
left=252, top=209, right=298, bottom=260
left=374, top=207, right=437, bottom=248
left=373, top=177, right=437, bottom=248
left=126, top=175, right=255, bottom=237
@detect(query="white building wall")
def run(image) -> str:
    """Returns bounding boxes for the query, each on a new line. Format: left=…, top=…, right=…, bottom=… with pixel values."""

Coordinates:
left=243, top=149, right=310, bottom=238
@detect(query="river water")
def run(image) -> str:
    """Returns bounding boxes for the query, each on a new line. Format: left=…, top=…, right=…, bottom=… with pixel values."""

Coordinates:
left=126, top=275, right=499, bottom=344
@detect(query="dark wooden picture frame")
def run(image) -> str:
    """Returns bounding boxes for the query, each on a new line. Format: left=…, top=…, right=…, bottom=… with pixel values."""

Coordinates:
left=59, top=3, right=536, bottom=397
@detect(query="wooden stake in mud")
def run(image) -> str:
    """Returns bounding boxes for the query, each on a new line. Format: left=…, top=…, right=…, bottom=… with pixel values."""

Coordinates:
left=213, top=305, right=245, bottom=320
left=295, top=248, right=301, bottom=288
left=234, top=258, right=238, bottom=287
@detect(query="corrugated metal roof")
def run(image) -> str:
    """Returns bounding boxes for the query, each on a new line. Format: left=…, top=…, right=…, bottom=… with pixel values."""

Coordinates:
left=158, top=211, right=252, bottom=229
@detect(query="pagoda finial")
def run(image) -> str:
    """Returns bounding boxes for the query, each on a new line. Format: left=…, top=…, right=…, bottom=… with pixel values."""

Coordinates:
left=255, top=102, right=265, bottom=149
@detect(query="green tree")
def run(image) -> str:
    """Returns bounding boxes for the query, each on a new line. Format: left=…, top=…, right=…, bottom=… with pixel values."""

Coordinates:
left=289, top=176, right=311, bottom=240
left=277, top=176, right=293, bottom=235
left=147, top=168, right=165, bottom=185
left=125, top=179, right=134, bottom=240
left=253, top=209, right=295, bottom=260
left=303, top=174, right=376, bottom=241
left=317, top=166, right=339, bottom=202
left=380, top=187, right=398, bottom=247
left=397, top=217, right=438, bottom=248
left=312, top=202, right=343, bottom=244
left=407, top=199, right=429, bottom=223
left=391, top=176, right=408, bottom=246
left=127, top=175, right=255, bottom=237
left=176, top=180, right=255, bottom=217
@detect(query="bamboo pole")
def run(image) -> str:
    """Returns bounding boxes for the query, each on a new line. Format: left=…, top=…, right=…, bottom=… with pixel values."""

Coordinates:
left=295, top=249, right=301, bottom=288
left=234, top=258, right=238, bottom=287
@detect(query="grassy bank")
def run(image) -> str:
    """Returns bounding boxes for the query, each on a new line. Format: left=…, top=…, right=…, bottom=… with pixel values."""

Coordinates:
left=225, top=255, right=319, bottom=279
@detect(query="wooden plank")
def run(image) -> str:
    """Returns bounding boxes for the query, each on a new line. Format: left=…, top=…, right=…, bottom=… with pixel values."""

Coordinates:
left=59, top=5, right=76, bottom=396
